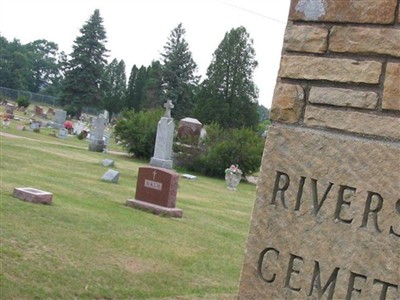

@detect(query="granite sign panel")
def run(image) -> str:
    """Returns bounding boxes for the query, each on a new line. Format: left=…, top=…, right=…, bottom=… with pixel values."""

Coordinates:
left=238, top=127, right=399, bottom=299
left=238, top=0, right=399, bottom=298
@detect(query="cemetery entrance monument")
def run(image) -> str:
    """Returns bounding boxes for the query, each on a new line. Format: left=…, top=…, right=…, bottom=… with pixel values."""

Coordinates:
left=238, top=1, right=399, bottom=299
left=126, top=100, right=182, bottom=218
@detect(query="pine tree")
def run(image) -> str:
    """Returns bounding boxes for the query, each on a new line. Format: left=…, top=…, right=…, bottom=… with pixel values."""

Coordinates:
left=161, top=23, right=198, bottom=120
left=125, top=64, right=139, bottom=110
left=102, top=58, right=126, bottom=122
left=195, top=26, right=259, bottom=129
left=60, top=9, right=108, bottom=118
left=142, top=61, right=163, bottom=109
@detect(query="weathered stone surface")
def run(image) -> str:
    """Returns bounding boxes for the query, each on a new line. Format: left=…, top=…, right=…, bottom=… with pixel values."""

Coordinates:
left=309, top=87, right=378, bottom=109
left=238, top=125, right=400, bottom=299
left=289, top=0, right=397, bottom=24
left=330, top=26, right=400, bottom=57
left=279, top=56, right=382, bottom=84
left=270, top=83, right=305, bottom=123
left=13, top=187, right=53, bottom=205
left=101, top=169, right=120, bottom=183
left=150, top=116, right=175, bottom=170
left=101, top=159, right=115, bottom=167
left=304, top=106, right=400, bottom=140
left=382, top=63, right=400, bottom=111
left=283, top=25, right=328, bottom=53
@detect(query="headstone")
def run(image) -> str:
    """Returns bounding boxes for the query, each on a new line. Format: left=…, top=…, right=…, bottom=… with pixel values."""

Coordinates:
left=13, top=187, right=53, bottom=205
left=150, top=100, right=175, bottom=169
left=2, top=118, right=10, bottom=128
left=52, top=109, right=67, bottom=129
left=101, top=159, right=115, bottom=167
left=126, top=166, right=182, bottom=218
left=16, top=125, right=26, bottom=131
left=73, top=121, right=85, bottom=135
left=238, top=1, right=400, bottom=299
left=88, top=115, right=106, bottom=152
left=57, top=128, right=68, bottom=139
left=101, top=169, right=120, bottom=183
left=177, top=117, right=202, bottom=145
left=5, top=103, right=15, bottom=115
left=30, top=121, right=41, bottom=130
left=46, top=107, right=55, bottom=117
left=34, top=105, right=43, bottom=116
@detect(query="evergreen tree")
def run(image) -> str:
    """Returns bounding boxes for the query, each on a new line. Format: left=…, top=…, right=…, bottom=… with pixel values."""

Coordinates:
left=142, top=61, right=163, bottom=109
left=102, top=58, right=126, bottom=122
left=125, top=62, right=163, bottom=112
left=195, top=26, right=259, bottom=129
left=161, top=23, right=198, bottom=120
left=125, top=65, right=147, bottom=112
left=125, top=64, right=139, bottom=110
left=60, top=9, right=108, bottom=118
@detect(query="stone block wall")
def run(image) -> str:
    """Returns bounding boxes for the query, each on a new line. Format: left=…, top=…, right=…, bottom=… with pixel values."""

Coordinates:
left=270, top=0, right=400, bottom=141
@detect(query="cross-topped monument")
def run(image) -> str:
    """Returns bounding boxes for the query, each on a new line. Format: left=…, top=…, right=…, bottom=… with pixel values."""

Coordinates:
left=150, top=100, right=175, bottom=169
left=164, top=100, right=174, bottom=118
left=127, top=99, right=182, bottom=218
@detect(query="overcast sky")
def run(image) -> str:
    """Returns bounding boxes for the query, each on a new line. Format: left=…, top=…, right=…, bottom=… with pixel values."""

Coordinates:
left=0, top=0, right=291, bottom=108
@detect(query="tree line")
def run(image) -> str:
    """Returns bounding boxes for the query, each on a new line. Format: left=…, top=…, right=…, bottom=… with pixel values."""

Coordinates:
left=0, top=9, right=267, bottom=130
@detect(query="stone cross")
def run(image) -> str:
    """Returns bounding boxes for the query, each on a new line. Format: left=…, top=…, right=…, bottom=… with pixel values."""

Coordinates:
left=164, top=100, right=174, bottom=118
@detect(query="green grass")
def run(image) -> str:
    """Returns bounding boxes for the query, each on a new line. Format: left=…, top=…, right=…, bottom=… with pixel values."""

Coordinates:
left=0, top=113, right=256, bottom=299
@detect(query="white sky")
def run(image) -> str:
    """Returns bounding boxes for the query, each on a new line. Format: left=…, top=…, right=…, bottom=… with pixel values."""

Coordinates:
left=0, top=0, right=291, bottom=108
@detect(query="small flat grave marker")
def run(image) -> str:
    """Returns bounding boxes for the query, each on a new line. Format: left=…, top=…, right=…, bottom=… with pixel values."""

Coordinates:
left=101, top=159, right=115, bottom=167
left=101, top=169, right=119, bottom=183
left=13, top=187, right=53, bottom=205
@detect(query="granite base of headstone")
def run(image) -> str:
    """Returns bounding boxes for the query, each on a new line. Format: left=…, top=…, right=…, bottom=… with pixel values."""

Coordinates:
left=126, top=166, right=182, bottom=218
left=89, top=139, right=105, bottom=152
left=13, top=187, right=53, bottom=205
left=101, top=169, right=119, bottom=183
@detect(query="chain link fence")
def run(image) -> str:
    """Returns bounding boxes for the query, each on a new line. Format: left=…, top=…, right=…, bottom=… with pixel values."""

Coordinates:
left=0, top=86, right=58, bottom=107
left=0, top=86, right=101, bottom=116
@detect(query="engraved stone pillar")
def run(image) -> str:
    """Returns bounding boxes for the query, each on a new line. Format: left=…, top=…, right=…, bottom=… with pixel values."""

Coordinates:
left=150, top=100, right=175, bottom=169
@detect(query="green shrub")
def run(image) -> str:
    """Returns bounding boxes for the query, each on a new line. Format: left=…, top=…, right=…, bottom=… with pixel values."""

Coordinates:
left=114, top=108, right=164, bottom=159
left=186, top=123, right=265, bottom=177
left=16, top=96, right=30, bottom=108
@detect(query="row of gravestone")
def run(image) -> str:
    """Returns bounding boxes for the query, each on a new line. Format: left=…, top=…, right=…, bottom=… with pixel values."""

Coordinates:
left=13, top=101, right=212, bottom=220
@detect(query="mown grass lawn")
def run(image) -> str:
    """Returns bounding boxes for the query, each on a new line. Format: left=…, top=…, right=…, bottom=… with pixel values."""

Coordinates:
left=0, top=113, right=257, bottom=299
